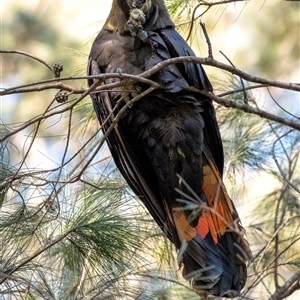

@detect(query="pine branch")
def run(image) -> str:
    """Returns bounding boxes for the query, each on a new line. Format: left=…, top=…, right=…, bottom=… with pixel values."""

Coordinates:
left=269, top=269, right=300, bottom=300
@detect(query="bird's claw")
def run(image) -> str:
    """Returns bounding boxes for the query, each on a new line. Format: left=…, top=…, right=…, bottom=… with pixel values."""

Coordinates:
left=127, top=0, right=150, bottom=43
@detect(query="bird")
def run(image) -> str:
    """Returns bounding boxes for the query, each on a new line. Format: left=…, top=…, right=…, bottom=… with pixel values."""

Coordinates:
left=87, top=0, right=251, bottom=297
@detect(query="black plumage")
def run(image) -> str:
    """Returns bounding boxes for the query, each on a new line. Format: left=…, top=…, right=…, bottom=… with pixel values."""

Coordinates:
left=87, top=0, right=251, bottom=297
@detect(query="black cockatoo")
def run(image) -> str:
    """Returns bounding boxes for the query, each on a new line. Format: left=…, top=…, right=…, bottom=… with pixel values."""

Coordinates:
left=87, top=0, right=251, bottom=297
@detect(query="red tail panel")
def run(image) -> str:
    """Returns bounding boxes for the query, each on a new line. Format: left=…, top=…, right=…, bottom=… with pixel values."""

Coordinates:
left=196, top=156, right=235, bottom=243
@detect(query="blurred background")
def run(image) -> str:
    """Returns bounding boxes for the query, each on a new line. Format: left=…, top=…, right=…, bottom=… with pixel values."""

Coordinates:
left=1, top=1, right=299, bottom=299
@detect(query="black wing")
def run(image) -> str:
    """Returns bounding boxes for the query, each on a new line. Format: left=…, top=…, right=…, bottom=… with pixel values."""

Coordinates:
left=158, top=28, right=224, bottom=174
left=88, top=57, right=173, bottom=240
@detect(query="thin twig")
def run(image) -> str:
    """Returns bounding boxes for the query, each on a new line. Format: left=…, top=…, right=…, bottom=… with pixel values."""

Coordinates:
left=200, top=22, right=213, bottom=58
left=185, top=0, right=247, bottom=41
left=269, top=269, right=300, bottom=300
left=0, top=49, right=54, bottom=74
left=219, top=50, right=249, bottom=105
left=272, top=130, right=300, bottom=194
left=198, top=89, right=300, bottom=131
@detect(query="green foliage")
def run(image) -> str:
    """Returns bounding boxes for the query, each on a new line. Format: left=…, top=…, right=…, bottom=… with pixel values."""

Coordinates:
left=216, top=77, right=270, bottom=177
left=0, top=179, right=150, bottom=299
left=0, top=130, right=10, bottom=209
left=166, top=0, right=190, bottom=15
left=213, top=74, right=300, bottom=298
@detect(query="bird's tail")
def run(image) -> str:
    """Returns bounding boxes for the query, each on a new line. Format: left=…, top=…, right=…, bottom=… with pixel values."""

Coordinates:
left=171, top=152, right=251, bottom=297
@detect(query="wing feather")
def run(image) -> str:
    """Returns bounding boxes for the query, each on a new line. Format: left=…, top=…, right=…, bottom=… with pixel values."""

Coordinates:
left=88, top=58, right=173, bottom=240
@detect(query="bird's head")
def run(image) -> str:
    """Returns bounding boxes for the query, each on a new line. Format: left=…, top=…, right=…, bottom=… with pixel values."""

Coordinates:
left=104, top=0, right=174, bottom=33
left=126, top=0, right=149, bottom=9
